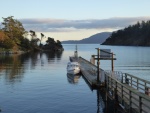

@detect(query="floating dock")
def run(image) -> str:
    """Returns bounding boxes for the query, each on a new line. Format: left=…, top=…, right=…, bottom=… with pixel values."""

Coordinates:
left=70, top=47, right=150, bottom=113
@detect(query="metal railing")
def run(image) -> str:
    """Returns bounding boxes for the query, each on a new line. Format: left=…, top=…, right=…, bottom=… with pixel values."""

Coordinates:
left=123, top=73, right=150, bottom=94
left=105, top=71, right=150, bottom=95
left=105, top=72, right=150, bottom=113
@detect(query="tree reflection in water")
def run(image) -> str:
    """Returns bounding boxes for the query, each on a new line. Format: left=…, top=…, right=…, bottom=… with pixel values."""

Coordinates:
left=0, top=51, right=63, bottom=84
left=0, top=54, right=24, bottom=83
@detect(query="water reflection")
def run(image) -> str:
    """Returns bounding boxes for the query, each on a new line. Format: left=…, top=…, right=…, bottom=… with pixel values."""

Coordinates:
left=81, top=75, right=122, bottom=113
left=0, top=51, right=63, bottom=84
left=66, top=73, right=81, bottom=84
left=45, top=51, right=63, bottom=62
left=0, top=54, right=24, bottom=83
left=97, top=90, right=105, bottom=113
left=97, top=88, right=126, bottom=113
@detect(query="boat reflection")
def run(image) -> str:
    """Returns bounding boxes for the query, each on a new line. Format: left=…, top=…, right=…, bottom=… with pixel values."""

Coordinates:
left=66, top=73, right=81, bottom=84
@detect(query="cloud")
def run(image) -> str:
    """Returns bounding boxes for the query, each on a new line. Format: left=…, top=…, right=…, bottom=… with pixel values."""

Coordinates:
left=19, top=17, right=150, bottom=32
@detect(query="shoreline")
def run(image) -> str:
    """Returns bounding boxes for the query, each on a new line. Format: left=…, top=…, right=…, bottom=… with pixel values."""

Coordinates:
left=0, top=50, right=27, bottom=55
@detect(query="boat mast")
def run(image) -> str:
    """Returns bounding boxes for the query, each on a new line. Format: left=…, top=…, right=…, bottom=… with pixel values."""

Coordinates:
left=74, top=44, right=78, bottom=58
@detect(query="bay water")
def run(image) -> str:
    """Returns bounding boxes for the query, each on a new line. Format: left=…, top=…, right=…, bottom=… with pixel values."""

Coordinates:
left=0, top=44, right=150, bottom=113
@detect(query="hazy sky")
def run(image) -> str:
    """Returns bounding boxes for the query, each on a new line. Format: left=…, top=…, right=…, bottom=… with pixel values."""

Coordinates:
left=1, top=0, right=150, bottom=41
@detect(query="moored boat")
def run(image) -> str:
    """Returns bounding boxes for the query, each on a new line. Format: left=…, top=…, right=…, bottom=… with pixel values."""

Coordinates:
left=67, top=62, right=80, bottom=75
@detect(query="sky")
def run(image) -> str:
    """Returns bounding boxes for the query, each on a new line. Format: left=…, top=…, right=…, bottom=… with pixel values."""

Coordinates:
left=0, top=0, right=150, bottom=41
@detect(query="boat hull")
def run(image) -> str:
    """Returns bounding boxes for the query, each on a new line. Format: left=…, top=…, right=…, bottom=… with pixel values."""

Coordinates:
left=67, top=68, right=80, bottom=75
left=67, top=62, right=80, bottom=75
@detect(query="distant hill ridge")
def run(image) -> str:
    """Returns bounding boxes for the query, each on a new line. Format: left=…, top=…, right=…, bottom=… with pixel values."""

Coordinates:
left=62, top=32, right=111, bottom=44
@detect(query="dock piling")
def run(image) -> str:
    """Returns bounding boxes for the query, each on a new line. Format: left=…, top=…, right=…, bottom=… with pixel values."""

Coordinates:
left=96, top=48, right=100, bottom=83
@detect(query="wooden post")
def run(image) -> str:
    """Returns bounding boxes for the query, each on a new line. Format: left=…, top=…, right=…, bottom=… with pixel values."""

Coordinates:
left=121, top=85, right=123, bottom=105
left=97, top=90, right=100, bottom=113
left=111, top=52, right=114, bottom=71
left=131, top=77, right=132, bottom=87
left=139, top=96, right=142, bottom=113
left=115, top=82, right=118, bottom=101
left=137, top=79, right=139, bottom=90
left=145, top=87, right=150, bottom=96
left=90, top=55, right=95, bottom=65
left=125, top=73, right=129, bottom=84
left=129, top=90, right=132, bottom=113
left=96, top=48, right=100, bottom=83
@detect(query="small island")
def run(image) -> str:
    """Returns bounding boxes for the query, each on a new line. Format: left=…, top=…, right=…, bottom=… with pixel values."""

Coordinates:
left=102, top=20, right=150, bottom=46
left=0, top=16, right=64, bottom=54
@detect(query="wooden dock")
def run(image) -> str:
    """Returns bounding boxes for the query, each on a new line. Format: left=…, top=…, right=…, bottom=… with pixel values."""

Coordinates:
left=78, top=56, right=105, bottom=88
left=71, top=56, right=150, bottom=113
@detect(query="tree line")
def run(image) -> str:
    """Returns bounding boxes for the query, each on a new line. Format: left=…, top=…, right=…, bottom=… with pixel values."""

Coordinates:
left=102, top=20, right=150, bottom=46
left=0, top=16, right=63, bottom=53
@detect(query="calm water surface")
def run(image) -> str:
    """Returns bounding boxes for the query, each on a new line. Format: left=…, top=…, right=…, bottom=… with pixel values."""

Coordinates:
left=0, top=44, right=150, bottom=113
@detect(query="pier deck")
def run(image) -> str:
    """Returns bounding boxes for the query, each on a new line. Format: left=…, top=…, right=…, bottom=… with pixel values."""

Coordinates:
left=78, top=57, right=105, bottom=88
left=72, top=56, right=150, bottom=113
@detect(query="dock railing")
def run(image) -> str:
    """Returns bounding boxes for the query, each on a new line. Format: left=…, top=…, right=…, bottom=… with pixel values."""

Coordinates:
left=105, top=71, right=150, bottom=113
left=123, top=73, right=150, bottom=95
left=78, top=56, right=150, bottom=112
left=105, top=71, right=150, bottom=95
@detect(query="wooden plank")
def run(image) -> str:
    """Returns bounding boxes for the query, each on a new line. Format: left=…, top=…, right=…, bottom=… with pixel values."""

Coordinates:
left=78, top=57, right=105, bottom=88
left=79, top=57, right=97, bottom=86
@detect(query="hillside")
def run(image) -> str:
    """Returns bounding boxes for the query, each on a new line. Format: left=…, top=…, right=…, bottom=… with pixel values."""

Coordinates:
left=62, top=32, right=111, bottom=44
left=102, top=21, right=150, bottom=46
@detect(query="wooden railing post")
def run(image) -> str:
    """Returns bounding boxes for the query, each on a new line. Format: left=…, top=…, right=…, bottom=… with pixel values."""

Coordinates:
left=105, top=73, right=107, bottom=88
left=125, top=73, right=127, bottom=83
left=110, top=78, right=113, bottom=94
left=125, top=73, right=129, bottom=84
left=121, top=85, right=123, bottom=105
left=96, top=48, right=100, bottom=83
left=131, top=77, right=132, bottom=87
left=114, top=81, right=118, bottom=101
left=129, top=90, right=132, bottom=113
left=145, top=87, right=150, bottom=96
left=111, top=52, right=114, bottom=71
left=137, top=79, right=139, bottom=90
left=106, top=75, right=108, bottom=101
left=145, top=82, right=146, bottom=94
left=139, top=96, right=142, bottom=113
left=121, top=73, right=124, bottom=83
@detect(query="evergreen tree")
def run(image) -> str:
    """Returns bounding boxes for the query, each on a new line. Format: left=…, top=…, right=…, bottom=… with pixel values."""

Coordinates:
left=102, top=20, right=150, bottom=46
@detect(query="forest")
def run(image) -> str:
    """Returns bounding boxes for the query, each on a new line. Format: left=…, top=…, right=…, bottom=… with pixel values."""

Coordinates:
left=0, top=16, right=64, bottom=53
left=102, top=20, right=150, bottom=46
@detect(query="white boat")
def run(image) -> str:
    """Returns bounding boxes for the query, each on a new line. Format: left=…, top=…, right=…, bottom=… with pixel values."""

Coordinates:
left=67, top=62, right=80, bottom=74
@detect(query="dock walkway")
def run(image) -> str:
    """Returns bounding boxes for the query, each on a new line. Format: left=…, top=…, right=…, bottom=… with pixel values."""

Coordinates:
left=78, top=57, right=105, bottom=88
left=74, top=56, right=150, bottom=113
